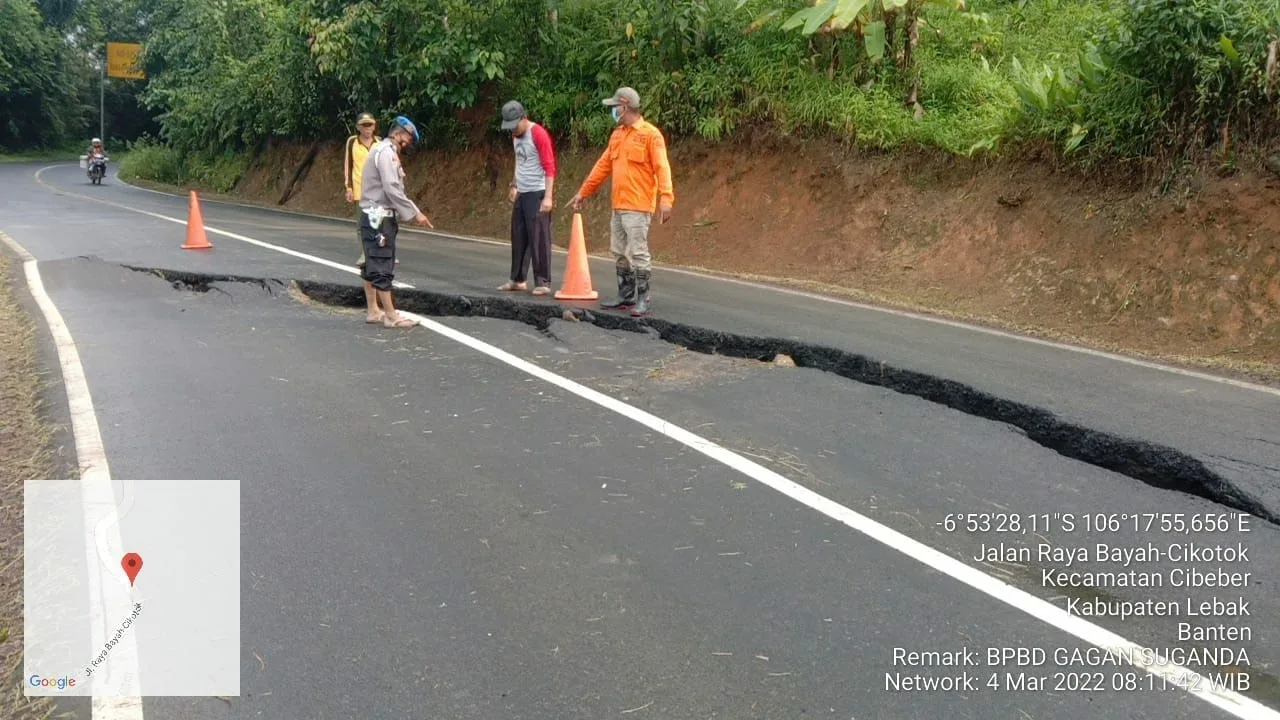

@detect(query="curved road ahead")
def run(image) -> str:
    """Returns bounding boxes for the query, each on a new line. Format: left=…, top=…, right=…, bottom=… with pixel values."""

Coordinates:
left=5, top=161, right=1279, bottom=720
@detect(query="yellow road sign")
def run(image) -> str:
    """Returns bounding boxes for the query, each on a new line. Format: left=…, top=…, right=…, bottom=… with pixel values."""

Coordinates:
left=106, top=42, right=145, bottom=79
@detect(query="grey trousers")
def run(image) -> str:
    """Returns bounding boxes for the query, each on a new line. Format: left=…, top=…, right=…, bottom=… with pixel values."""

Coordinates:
left=610, top=210, right=652, bottom=272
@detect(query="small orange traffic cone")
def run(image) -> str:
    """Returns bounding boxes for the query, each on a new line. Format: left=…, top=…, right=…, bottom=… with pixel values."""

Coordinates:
left=554, top=213, right=598, bottom=301
left=182, top=191, right=213, bottom=249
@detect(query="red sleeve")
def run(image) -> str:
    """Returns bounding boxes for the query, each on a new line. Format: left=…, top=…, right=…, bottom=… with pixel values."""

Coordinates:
left=531, top=124, right=557, bottom=178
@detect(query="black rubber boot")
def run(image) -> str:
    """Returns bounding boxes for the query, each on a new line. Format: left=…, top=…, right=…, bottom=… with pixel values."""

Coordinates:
left=601, top=267, right=636, bottom=309
left=630, top=269, right=652, bottom=317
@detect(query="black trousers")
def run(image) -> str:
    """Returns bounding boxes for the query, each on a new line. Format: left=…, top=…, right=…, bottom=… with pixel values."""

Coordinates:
left=511, top=190, right=552, bottom=286
left=360, top=213, right=398, bottom=291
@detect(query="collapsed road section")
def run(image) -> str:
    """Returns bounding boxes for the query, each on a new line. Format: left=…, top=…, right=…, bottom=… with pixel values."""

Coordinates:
left=129, top=266, right=1278, bottom=526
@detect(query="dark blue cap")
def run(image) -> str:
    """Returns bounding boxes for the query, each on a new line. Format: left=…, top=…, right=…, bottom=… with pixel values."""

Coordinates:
left=393, top=115, right=419, bottom=143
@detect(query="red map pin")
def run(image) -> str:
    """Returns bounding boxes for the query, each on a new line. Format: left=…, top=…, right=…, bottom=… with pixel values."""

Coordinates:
left=121, top=553, right=143, bottom=586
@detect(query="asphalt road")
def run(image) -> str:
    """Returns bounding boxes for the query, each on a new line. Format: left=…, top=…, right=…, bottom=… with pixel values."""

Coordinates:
left=27, top=160, right=1280, bottom=516
left=4, top=161, right=1279, bottom=720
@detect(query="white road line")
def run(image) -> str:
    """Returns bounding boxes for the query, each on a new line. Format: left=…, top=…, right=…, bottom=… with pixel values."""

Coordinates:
left=18, top=167, right=1280, bottom=718
left=109, top=164, right=1280, bottom=398
left=401, top=309, right=1279, bottom=720
left=33, top=165, right=414, bottom=289
left=1, top=231, right=145, bottom=720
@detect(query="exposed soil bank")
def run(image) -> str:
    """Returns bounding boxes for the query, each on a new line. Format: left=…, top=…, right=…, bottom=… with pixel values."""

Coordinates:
left=170, top=135, right=1280, bottom=378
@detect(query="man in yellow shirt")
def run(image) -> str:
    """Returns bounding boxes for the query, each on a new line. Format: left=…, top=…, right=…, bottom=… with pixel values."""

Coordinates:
left=570, top=87, right=674, bottom=317
left=345, top=112, right=380, bottom=268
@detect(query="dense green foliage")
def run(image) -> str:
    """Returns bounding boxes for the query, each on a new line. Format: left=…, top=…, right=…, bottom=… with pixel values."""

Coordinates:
left=0, top=0, right=88, bottom=149
left=0, top=0, right=157, bottom=152
left=9, top=0, right=1278, bottom=169
left=119, top=139, right=250, bottom=192
left=1009, top=0, right=1280, bottom=160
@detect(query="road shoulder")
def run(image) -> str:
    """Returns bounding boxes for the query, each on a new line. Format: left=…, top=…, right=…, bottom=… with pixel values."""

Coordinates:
left=0, top=243, right=85, bottom=720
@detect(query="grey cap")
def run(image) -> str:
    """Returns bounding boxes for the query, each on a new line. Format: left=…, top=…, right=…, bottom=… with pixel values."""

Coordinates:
left=500, top=100, right=526, bottom=130
left=603, top=87, right=640, bottom=109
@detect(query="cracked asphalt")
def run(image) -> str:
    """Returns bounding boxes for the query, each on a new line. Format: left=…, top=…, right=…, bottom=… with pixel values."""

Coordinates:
left=4, top=162, right=1279, bottom=719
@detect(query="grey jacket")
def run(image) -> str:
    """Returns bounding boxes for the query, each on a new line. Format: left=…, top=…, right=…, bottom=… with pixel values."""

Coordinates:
left=359, top=139, right=422, bottom=221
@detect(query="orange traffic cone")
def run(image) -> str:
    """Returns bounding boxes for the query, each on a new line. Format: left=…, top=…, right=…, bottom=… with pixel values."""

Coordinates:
left=182, top=191, right=213, bottom=249
left=554, top=213, right=598, bottom=301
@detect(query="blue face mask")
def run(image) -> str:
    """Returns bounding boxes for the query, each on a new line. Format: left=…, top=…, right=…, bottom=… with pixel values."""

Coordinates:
left=611, top=106, right=622, bottom=123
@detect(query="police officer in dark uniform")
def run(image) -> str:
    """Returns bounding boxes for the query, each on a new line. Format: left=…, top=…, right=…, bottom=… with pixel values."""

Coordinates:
left=358, top=115, right=433, bottom=327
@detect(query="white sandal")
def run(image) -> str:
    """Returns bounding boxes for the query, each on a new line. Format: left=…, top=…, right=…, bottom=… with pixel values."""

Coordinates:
left=382, top=314, right=416, bottom=328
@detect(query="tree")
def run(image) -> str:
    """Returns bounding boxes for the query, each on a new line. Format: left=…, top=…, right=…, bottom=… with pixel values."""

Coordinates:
left=0, top=0, right=92, bottom=150
left=139, top=0, right=324, bottom=152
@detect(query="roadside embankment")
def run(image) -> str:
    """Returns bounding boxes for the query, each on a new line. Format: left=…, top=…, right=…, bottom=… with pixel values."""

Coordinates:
left=123, top=136, right=1280, bottom=381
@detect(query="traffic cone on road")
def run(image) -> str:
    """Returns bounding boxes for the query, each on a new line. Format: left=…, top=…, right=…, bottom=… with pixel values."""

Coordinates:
left=182, top=191, right=213, bottom=249
left=554, top=213, right=598, bottom=301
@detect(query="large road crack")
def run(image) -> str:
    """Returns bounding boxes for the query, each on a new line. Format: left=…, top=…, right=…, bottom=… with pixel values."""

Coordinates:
left=122, top=266, right=286, bottom=295
left=128, top=267, right=1278, bottom=526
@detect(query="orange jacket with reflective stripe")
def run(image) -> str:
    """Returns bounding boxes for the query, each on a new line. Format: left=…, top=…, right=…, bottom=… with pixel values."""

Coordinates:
left=577, top=119, right=674, bottom=213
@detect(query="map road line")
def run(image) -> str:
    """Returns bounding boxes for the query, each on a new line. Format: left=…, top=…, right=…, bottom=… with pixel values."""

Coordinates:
left=1, top=230, right=146, bottom=720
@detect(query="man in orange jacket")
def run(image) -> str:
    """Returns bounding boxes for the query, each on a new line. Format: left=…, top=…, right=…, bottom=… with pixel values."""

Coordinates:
left=569, top=87, right=673, bottom=317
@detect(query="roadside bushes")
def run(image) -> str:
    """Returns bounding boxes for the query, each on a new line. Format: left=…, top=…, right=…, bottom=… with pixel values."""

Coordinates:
left=118, top=137, right=248, bottom=192
left=129, top=0, right=1279, bottom=169
left=117, top=138, right=182, bottom=185
left=1103, top=0, right=1279, bottom=155
left=1008, top=0, right=1280, bottom=160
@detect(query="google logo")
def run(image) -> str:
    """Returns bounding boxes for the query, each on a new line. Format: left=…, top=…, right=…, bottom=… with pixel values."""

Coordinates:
left=29, top=675, right=76, bottom=690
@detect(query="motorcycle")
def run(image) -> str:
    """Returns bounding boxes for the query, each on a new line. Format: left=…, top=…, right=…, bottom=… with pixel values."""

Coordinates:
left=86, top=152, right=108, bottom=185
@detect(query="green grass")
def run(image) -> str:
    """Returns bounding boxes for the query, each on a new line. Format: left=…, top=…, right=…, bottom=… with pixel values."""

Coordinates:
left=0, top=144, right=131, bottom=167
left=0, top=147, right=82, bottom=163
left=510, top=0, right=1275, bottom=163
left=118, top=137, right=247, bottom=193
left=499, top=0, right=1135, bottom=158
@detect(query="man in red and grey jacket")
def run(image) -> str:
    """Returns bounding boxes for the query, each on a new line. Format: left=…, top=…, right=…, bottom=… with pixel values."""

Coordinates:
left=498, top=100, right=557, bottom=296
